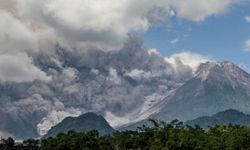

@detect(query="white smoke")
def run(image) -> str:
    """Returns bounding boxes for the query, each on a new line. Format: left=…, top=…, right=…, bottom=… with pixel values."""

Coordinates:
left=166, top=52, right=211, bottom=72
left=0, top=53, right=51, bottom=82
left=0, top=0, right=241, bottom=55
left=37, top=109, right=82, bottom=136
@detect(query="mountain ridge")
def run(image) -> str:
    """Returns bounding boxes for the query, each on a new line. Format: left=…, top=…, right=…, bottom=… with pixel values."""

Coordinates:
left=44, top=112, right=115, bottom=138
left=186, top=109, right=250, bottom=128
left=154, top=61, right=250, bottom=122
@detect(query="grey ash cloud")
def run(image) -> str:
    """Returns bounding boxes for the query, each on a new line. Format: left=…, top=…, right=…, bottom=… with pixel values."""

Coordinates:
left=0, top=36, right=197, bottom=139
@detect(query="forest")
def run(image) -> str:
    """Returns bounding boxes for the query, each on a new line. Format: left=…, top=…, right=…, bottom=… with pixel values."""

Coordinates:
left=1, top=120, right=250, bottom=150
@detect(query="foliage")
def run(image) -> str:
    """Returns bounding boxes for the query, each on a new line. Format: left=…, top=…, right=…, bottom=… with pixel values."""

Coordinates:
left=3, top=120, right=250, bottom=150
left=2, top=137, right=15, bottom=147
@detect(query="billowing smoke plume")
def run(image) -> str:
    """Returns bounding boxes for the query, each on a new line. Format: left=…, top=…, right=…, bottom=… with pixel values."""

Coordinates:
left=0, top=36, right=206, bottom=139
left=0, top=0, right=238, bottom=139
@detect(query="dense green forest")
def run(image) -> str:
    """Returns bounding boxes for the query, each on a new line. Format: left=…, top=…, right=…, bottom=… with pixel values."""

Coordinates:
left=2, top=120, right=250, bottom=150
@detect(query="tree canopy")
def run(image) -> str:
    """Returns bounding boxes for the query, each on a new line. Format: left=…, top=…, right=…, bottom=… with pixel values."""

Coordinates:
left=2, top=120, right=250, bottom=150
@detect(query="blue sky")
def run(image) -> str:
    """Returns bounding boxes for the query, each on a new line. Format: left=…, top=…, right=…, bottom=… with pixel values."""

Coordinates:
left=142, top=3, right=250, bottom=72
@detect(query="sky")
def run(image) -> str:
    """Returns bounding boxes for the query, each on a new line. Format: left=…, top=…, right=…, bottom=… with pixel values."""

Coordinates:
left=142, top=1, right=250, bottom=72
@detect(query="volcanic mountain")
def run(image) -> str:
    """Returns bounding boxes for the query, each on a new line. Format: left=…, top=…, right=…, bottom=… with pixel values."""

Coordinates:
left=155, top=61, right=250, bottom=122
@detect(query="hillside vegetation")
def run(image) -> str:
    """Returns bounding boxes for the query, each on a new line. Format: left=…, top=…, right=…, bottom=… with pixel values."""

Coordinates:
left=2, top=120, right=250, bottom=150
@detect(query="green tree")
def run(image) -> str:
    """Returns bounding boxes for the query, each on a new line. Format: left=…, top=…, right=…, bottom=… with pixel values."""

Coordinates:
left=3, top=137, right=15, bottom=147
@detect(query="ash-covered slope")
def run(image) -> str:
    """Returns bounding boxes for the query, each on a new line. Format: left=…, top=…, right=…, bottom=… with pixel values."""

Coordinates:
left=156, top=61, right=250, bottom=122
left=186, top=109, right=250, bottom=129
left=44, top=112, right=115, bottom=138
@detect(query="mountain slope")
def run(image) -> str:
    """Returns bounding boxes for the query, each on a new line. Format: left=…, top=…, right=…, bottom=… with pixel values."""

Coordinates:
left=44, top=112, right=115, bottom=138
left=186, top=109, right=250, bottom=128
left=155, top=61, right=250, bottom=122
